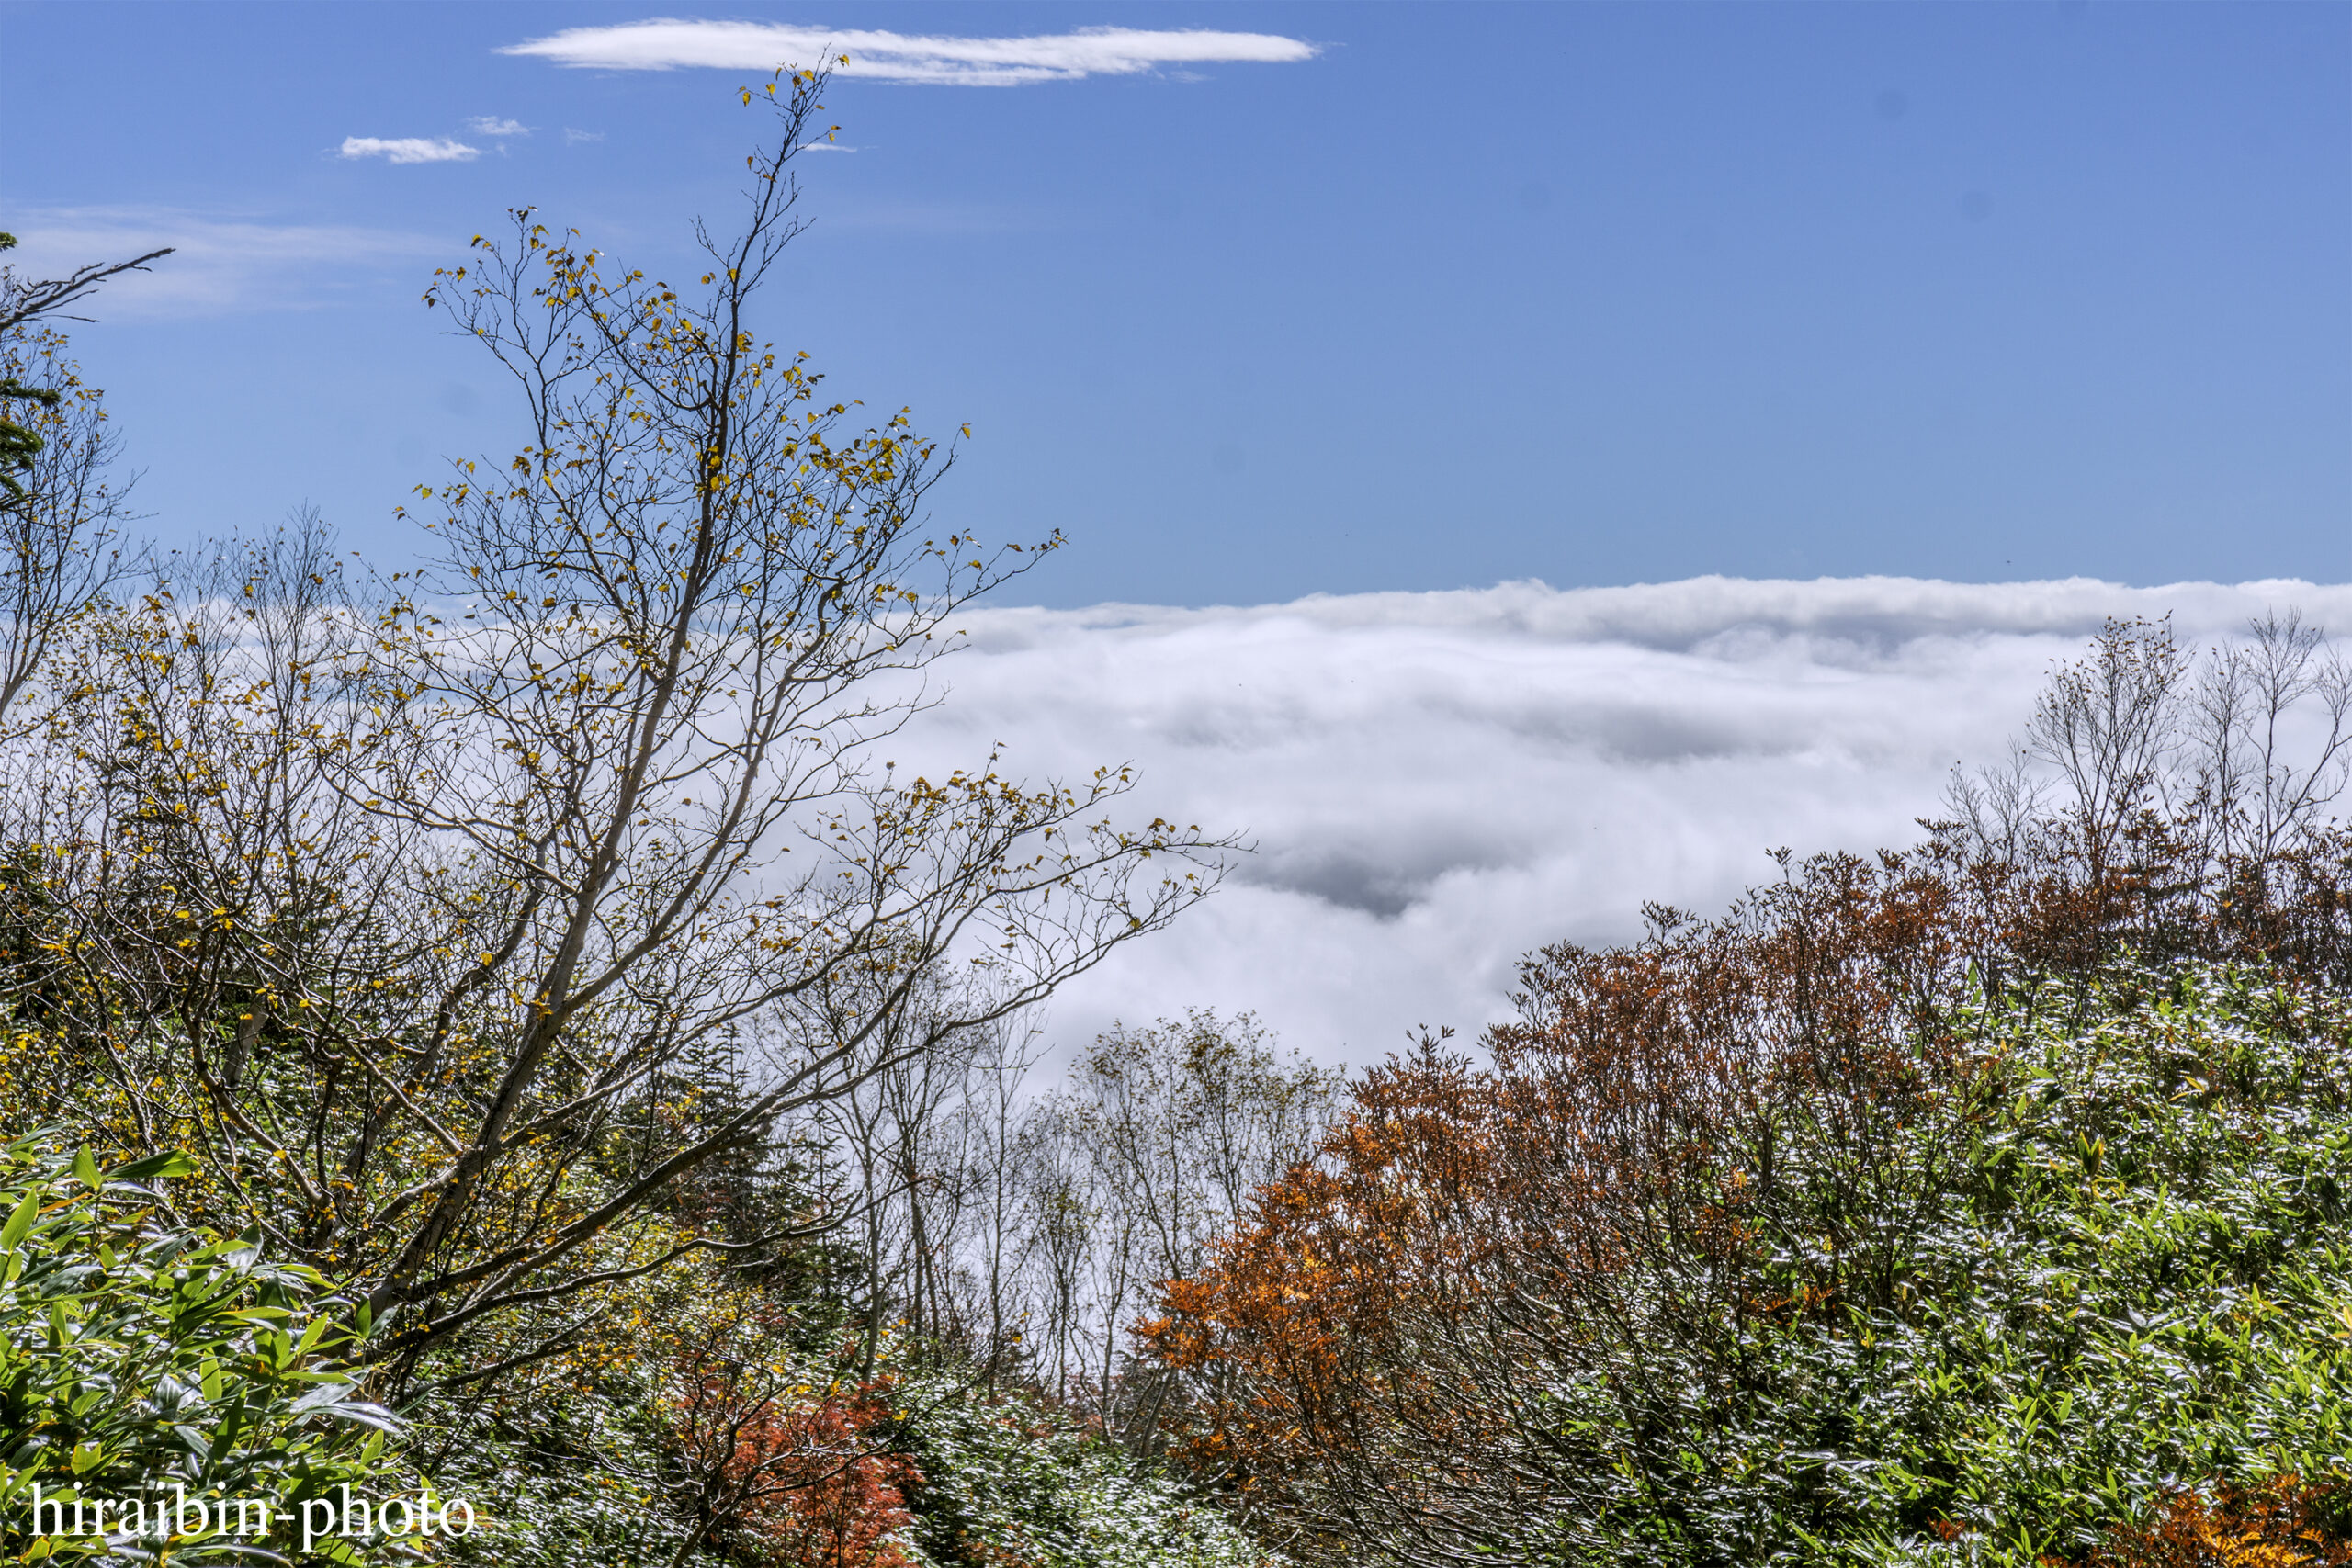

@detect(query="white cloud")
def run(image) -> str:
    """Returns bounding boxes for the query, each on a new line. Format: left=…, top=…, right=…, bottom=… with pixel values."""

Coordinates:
left=499, top=20, right=1319, bottom=85
left=797, top=141, right=856, bottom=152
left=338, top=136, right=480, bottom=164
left=873, top=576, right=2352, bottom=1068
left=0, top=207, right=446, bottom=317
left=465, top=117, right=529, bottom=137
left=563, top=128, right=605, bottom=144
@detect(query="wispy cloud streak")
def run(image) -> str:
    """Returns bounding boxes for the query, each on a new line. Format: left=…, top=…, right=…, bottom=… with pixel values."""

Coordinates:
left=0, top=208, right=446, bottom=316
left=338, top=136, right=480, bottom=164
left=500, top=20, right=1319, bottom=85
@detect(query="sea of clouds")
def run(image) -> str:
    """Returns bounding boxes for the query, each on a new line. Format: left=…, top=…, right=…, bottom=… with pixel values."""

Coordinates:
left=882, top=576, right=2352, bottom=1069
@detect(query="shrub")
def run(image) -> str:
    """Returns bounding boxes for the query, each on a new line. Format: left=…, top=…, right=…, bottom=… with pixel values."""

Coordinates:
left=896, top=1382, right=1279, bottom=1568
left=0, top=1134, right=413, bottom=1564
left=1150, top=955, right=2352, bottom=1568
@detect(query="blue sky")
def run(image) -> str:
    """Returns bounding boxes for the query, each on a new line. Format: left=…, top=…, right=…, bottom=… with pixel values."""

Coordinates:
left=4, top=1, right=2346, bottom=605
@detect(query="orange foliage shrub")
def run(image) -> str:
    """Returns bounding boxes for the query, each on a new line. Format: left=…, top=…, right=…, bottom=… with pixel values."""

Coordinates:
left=2084, top=1480, right=2352, bottom=1568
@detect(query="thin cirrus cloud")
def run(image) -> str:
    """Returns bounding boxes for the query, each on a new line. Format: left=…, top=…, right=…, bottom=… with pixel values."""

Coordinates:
left=498, top=20, right=1320, bottom=86
left=871, top=575, right=2352, bottom=1067
left=0, top=208, right=446, bottom=316
left=464, top=117, right=529, bottom=137
left=338, top=136, right=480, bottom=164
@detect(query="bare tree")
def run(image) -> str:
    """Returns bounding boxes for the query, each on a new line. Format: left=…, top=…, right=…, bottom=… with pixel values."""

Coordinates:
left=1014, top=1100, right=1104, bottom=1403
left=0, top=226, right=168, bottom=529
left=0, top=331, right=134, bottom=730
left=1924, top=609, right=2352, bottom=987
left=1938, top=741, right=2050, bottom=868
left=301, top=66, right=1232, bottom=1373
left=811, top=990, right=1010, bottom=1371
left=2192, top=609, right=2352, bottom=862
left=1950, top=611, right=2352, bottom=878
left=1030, top=1011, right=1344, bottom=1450
left=798, top=1005, right=1343, bottom=1443
left=2020, top=616, right=2190, bottom=871
left=0, top=231, right=174, bottom=336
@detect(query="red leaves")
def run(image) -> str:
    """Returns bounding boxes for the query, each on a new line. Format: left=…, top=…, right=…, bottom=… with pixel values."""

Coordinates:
left=664, top=1327, right=922, bottom=1568
left=714, top=1387, right=921, bottom=1568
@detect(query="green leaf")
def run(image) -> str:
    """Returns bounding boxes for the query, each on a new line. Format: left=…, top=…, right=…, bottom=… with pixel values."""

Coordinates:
left=110, top=1150, right=198, bottom=1182
left=70, top=1147, right=99, bottom=1190
left=291, top=1381, right=351, bottom=1414
left=0, top=1190, right=36, bottom=1252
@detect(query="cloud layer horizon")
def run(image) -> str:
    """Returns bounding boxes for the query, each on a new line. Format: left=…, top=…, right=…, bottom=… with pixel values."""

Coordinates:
left=884, top=575, right=2352, bottom=1068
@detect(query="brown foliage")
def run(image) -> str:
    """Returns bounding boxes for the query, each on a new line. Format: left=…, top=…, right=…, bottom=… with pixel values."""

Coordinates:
left=1147, top=849, right=1972, bottom=1556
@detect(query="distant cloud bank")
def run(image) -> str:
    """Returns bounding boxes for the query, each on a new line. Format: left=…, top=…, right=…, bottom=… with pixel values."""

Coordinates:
left=888, top=577, right=2352, bottom=1066
left=498, top=20, right=1321, bottom=86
